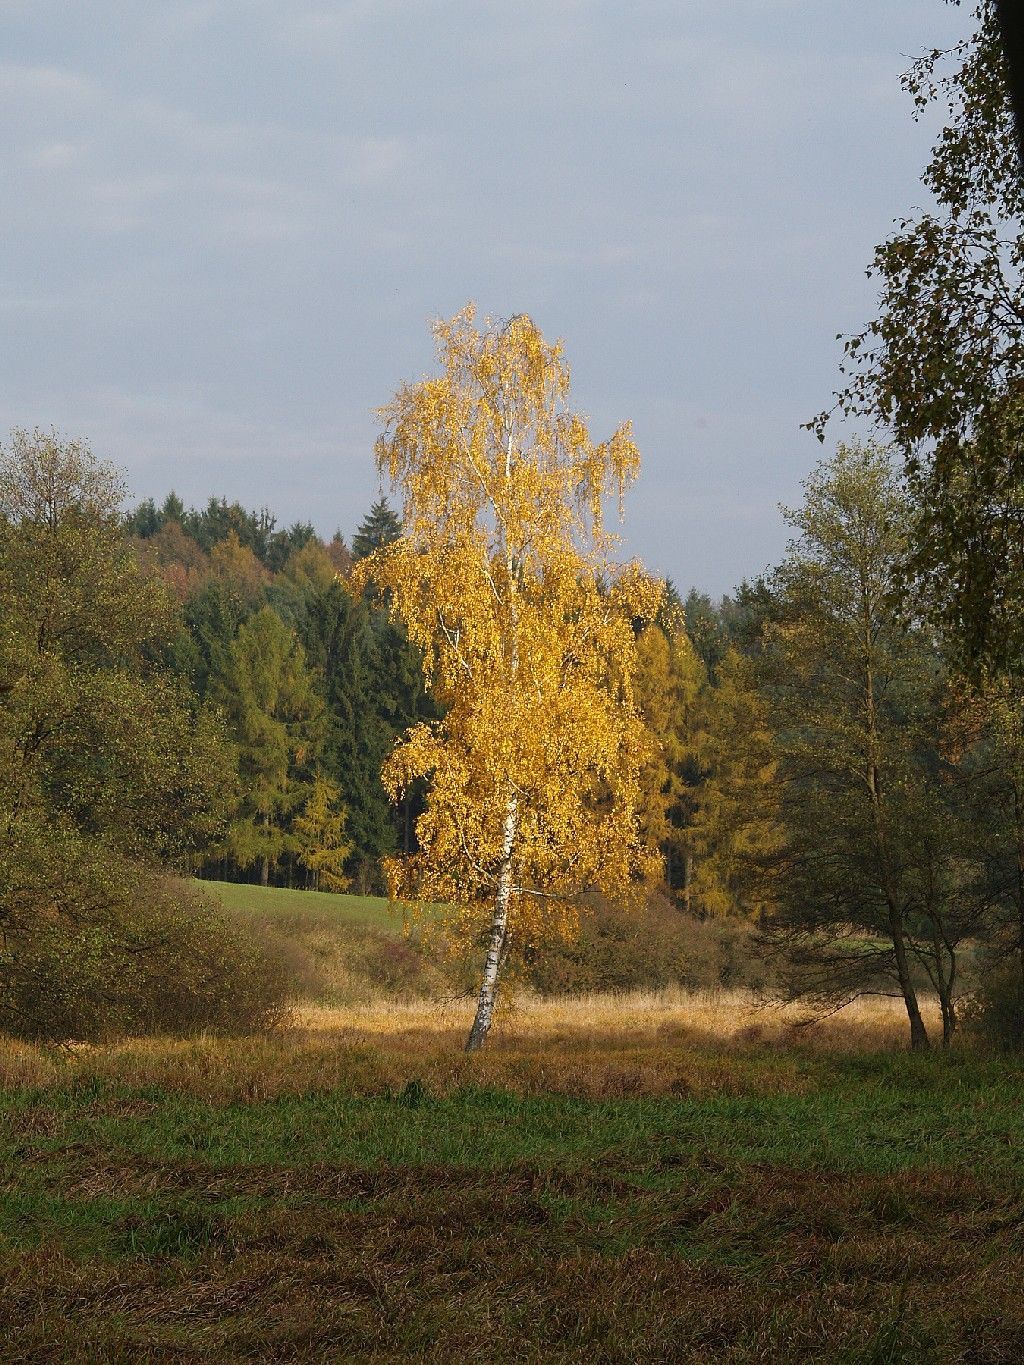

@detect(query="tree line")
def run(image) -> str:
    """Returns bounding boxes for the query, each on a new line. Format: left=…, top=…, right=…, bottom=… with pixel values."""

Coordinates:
left=118, top=426, right=1024, bottom=1052
left=7, top=420, right=1024, bottom=1051
left=117, top=450, right=782, bottom=930
left=123, top=489, right=436, bottom=895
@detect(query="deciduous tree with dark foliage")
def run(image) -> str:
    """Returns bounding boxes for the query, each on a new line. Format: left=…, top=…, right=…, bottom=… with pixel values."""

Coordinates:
left=815, top=1, right=1024, bottom=673
left=762, top=443, right=987, bottom=1049
left=0, top=430, right=282, bottom=1040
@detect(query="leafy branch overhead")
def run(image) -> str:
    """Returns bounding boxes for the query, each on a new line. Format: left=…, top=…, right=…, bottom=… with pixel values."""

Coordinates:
left=813, top=1, right=1024, bottom=669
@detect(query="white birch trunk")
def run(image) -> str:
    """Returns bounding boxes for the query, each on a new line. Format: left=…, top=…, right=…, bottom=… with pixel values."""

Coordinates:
left=465, top=791, right=518, bottom=1052
left=465, top=417, right=520, bottom=1053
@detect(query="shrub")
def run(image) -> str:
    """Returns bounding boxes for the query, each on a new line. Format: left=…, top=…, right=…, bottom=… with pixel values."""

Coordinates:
left=962, top=959, right=1024, bottom=1051
left=127, top=885, right=294, bottom=1037
left=234, top=908, right=449, bottom=1005
left=523, top=891, right=779, bottom=996
left=0, top=821, right=291, bottom=1041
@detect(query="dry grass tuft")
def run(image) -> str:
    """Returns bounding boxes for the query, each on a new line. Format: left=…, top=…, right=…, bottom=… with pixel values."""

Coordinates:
left=294, top=985, right=938, bottom=1050
left=0, top=1035, right=59, bottom=1088
left=0, top=988, right=938, bottom=1102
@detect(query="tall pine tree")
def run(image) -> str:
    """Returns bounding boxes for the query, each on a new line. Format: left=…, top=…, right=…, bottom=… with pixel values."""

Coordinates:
left=212, top=607, right=323, bottom=886
left=299, top=580, right=398, bottom=890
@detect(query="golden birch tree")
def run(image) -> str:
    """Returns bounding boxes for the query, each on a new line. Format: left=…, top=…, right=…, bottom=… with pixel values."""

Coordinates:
left=354, top=306, right=662, bottom=1050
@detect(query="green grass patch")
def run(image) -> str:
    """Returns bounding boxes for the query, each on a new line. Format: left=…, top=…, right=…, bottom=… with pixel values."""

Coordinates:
left=194, top=879, right=452, bottom=1003
left=196, top=879, right=401, bottom=932
left=2, top=1050, right=1024, bottom=1357
left=4, top=1052, right=1023, bottom=1177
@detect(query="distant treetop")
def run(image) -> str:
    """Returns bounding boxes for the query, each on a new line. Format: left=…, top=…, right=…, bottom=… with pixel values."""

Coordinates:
left=352, top=497, right=402, bottom=562
left=125, top=492, right=316, bottom=571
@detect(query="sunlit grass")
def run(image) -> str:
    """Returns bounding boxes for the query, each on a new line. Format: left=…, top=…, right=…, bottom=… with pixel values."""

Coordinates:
left=196, top=877, right=402, bottom=930
left=0, top=988, right=944, bottom=1104
left=293, top=984, right=939, bottom=1049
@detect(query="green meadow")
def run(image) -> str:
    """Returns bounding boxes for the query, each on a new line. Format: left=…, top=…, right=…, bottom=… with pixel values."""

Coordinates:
left=199, top=879, right=401, bottom=933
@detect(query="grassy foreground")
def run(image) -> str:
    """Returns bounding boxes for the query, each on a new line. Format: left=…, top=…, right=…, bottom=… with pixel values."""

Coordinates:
left=2, top=992, right=1023, bottom=1361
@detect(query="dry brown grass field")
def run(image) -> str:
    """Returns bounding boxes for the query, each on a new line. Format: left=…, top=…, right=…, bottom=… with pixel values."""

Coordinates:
left=0, top=988, right=936, bottom=1101
left=293, top=985, right=935, bottom=1047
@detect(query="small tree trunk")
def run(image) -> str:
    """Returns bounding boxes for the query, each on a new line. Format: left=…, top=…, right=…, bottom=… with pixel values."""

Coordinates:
left=932, top=960, right=956, bottom=1048
left=683, top=854, right=693, bottom=914
left=940, top=992, right=956, bottom=1047
left=908, top=1004, right=930, bottom=1050
left=466, top=793, right=518, bottom=1052
left=1012, top=784, right=1024, bottom=999
left=889, top=915, right=929, bottom=1049
left=929, top=915, right=957, bottom=1048
left=865, top=751, right=929, bottom=1050
left=862, top=624, right=929, bottom=1051
left=260, top=810, right=271, bottom=887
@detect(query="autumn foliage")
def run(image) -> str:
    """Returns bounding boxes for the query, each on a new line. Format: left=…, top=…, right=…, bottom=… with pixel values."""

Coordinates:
left=354, top=307, right=662, bottom=1045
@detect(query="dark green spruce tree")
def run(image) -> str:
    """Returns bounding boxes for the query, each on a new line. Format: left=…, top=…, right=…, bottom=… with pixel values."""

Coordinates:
left=352, top=497, right=402, bottom=561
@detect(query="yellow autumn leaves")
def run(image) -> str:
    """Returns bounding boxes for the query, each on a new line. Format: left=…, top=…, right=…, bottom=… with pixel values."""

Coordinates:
left=353, top=305, right=662, bottom=958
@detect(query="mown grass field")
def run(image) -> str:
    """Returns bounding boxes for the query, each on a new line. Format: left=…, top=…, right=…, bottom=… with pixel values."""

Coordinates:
left=2, top=988, right=1023, bottom=1362
left=198, top=879, right=401, bottom=933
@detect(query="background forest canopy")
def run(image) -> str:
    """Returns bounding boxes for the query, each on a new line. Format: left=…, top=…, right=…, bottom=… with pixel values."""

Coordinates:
left=120, top=468, right=775, bottom=909
left=8, top=2, right=1024, bottom=1055
left=5, top=413, right=1024, bottom=1055
left=123, top=481, right=433, bottom=897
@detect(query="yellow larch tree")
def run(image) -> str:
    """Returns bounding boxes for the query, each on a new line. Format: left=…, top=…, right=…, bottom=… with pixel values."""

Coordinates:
left=294, top=774, right=353, bottom=892
left=634, top=608, right=707, bottom=899
left=688, top=647, right=783, bottom=919
left=353, top=306, right=662, bottom=1050
left=634, top=620, right=677, bottom=858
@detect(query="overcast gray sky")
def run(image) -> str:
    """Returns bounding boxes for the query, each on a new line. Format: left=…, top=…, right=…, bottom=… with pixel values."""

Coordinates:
left=1, top=1, right=967, bottom=594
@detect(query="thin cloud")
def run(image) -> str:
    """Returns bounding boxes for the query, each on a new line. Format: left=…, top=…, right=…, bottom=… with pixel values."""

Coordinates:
left=0, top=0, right=972, bottom=592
